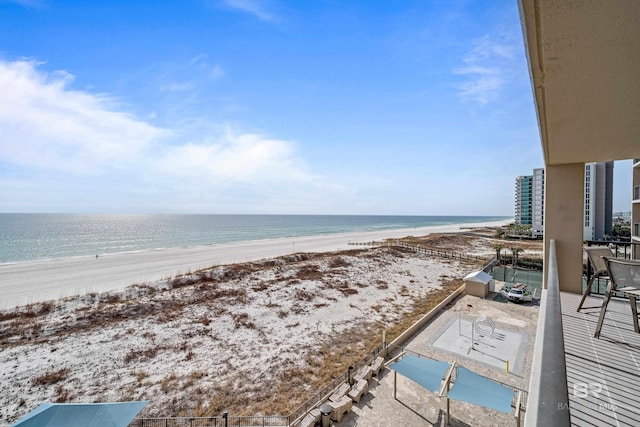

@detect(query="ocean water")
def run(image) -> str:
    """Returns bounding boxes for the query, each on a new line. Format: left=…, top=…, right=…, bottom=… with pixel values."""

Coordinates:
left=0, top=214, right=509, bottom=263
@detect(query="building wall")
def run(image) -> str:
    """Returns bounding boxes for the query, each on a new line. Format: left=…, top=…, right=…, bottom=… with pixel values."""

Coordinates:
left=519, top=162, right=613, bottom=240
left=532, top=168, right=545, bottom=237
left=633, top=159, right=640, bottom=259
left=584, top=161, right=614, bottom=241
left=584, top=163, right=595, bottom=240
left=544, top=164, right=585, bottom=294
left=515, top=175, right=533, bottom=225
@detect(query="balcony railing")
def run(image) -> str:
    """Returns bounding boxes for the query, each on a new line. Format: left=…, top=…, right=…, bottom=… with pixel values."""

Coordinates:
left=524, top=240, right=571, bottom=426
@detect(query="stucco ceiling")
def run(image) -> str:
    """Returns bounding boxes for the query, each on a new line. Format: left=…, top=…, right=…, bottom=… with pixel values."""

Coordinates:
left=519, top=0, right=640, bottom=166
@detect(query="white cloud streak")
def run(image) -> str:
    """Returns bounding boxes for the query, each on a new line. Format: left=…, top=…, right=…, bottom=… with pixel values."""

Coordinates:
left=0, top=60, right=321, bottom=212
left=222, top=0, right=276, bottom=22
left=0, top=60, right=165, bottom=175
left=453, top=34, right=518, bottom=105
left=1, top=0, right=44, bottom=8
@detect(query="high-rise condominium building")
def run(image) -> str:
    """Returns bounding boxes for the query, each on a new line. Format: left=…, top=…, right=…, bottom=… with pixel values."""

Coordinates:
left=584, top=161, right=614, bottom=241
left=532, top=168, right=544, bottom=238
left=515, top=162, right=613, bottom=240
left=515, top=175, right=533, bottom=225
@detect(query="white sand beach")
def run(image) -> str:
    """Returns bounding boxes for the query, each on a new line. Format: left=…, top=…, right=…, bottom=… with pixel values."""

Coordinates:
left=0, top=219, right=510, bottom=309
left=0, top=226, right=521, bottom=424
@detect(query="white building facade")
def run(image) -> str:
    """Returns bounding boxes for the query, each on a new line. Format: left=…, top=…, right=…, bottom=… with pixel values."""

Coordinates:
left=583, top=162, right=614, bottom=241
left=532, top=168, right=545, bottom=238
left=515, top=162, right=613, bottom=240
left=632, top=159, right=640, bottom=259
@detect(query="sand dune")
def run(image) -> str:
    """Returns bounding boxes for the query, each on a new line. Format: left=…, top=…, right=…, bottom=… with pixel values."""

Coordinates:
left=0, top=220, right=509, bottom=309
left=0, top=232, right=502, bottom=424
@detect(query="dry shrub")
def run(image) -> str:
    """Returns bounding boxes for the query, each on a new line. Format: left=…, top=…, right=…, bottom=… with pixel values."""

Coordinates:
left=329, top=257, right=351, bottom=268
left=102, top=294, right=123, bottom=304
left=277, top=310, right=289, bottom=319
left=135, top=371, right=149, bottom=382
left=294, top=265, right=324, bottom=281
left=232, top=312, right=256, bottom=329
left=160, top=373, right=178, bottom=393
left=252, top=282, right=270, bottom=292
left=195, top=280, right=464, bottom=417
left=339, top=287, right=358, bottom=296
left=219, top=263, right=260, bottom=281
left=376, top=279, right=389, bottom=290
left=294, top=289, right=316, bottom=302
left=33, top=368, right=69, bottom=385
left=38, top=301, right=55, bottom=315
left=290, top=304, right=306, bottom=315
left=123, top=346, right=160, bottom=364
left=213, top=287, right=248, bottom=305
left=54, top=384, right=69, bottom=402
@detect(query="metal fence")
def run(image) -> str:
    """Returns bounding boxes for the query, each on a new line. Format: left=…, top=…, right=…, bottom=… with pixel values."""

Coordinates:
left=287, top=343, right=384, bottom=425
left=131, top=344, right=386, bottom=427
left=130, top=241, right=488, bottom=427
left=131, top=415, right=289, bottom=427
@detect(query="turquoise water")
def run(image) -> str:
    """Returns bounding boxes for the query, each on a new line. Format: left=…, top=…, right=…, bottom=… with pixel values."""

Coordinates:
left=0, top=214, right=510, bottom=263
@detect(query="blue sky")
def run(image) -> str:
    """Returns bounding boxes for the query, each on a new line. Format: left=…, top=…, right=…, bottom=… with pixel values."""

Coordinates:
left=0, top=0, right=632, bottom=215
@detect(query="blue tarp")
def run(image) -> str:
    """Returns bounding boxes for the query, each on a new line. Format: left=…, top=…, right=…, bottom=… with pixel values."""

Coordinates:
left=447, top=367, right=514, bottom=413
left=10, top=401, right=149, bottom=427
left=390, top=355, right=450, bottom=393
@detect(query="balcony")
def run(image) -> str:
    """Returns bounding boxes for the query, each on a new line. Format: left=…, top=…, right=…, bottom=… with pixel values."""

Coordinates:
left=561, top=293, right=640, bottom=425
left=526, top=240, right=640, bottom=426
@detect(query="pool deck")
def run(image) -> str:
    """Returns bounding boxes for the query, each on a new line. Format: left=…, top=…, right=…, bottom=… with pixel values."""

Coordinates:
left=337, top=293, right=539, bottom=426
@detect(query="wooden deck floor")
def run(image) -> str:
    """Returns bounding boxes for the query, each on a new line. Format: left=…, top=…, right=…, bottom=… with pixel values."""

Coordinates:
left=561, top=292, right=640, bottom=426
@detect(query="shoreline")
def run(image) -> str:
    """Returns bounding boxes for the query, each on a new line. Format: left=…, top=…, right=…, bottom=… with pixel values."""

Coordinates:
left=0, top=219, right=509, bottom=309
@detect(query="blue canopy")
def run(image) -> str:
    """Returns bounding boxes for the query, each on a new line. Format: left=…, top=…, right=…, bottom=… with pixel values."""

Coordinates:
left=447, top=367, right=515, bottom=413
left=10, top=401, right=149, bottom=427
left=390, top=355, right=450, bottom=393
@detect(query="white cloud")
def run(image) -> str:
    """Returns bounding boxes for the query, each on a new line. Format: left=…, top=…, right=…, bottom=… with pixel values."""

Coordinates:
left=154, top=130, right=314, bottom=185
left=0, top=60, right=326, bottom=212
left=158, top=56, right=224, bottom=92
left=1, top=0, right=45, bottom=8
left=0, top=60, right=166, bottom=175
left=453, top=34, right=518, bottom=105
left=222, top=0, right=276, bottom=22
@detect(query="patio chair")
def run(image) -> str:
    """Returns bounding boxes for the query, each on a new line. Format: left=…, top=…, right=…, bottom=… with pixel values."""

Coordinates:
left=354, top=365, right=372, bottom=382
left=298, top=408, right=320, bottom=427
left=347, top=378, right=369, bottom=403
left=593, top=257, right=640, bottom=339
left=328, top=395, right=352, bottom=422
left=328, top=382, right=350, bottom=402
left=577, top=247, right=615, bottom=312
left=371, top=356, right=385, bottom=377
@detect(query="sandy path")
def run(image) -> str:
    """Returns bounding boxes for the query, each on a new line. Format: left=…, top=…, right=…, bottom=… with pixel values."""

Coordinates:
left=0, top=220, right=508, bottom=309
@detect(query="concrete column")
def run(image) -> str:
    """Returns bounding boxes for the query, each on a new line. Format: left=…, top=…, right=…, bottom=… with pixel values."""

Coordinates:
left=543, top=163, right=584, bottom=293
